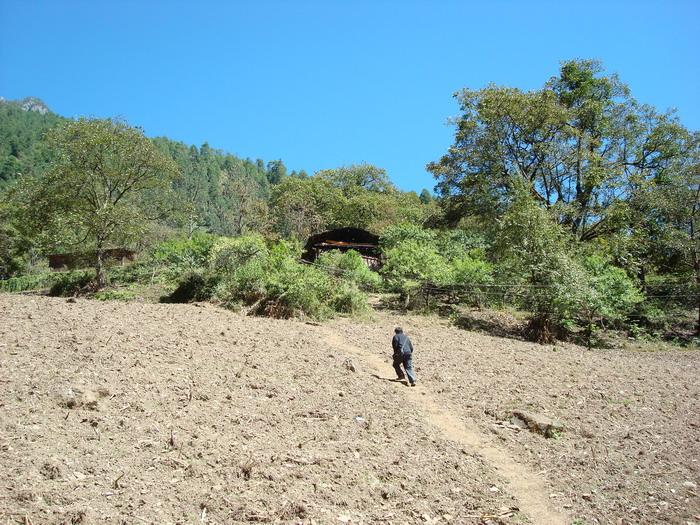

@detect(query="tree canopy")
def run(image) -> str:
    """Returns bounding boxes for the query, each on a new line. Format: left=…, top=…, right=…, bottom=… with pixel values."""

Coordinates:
left=428, top=59, right=696, bottom=241
left=13, top=118, right=180, bottom=286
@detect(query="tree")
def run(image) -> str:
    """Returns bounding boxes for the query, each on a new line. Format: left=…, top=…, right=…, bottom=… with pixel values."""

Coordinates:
left=270, top=177, right=342, bottom=239
left=217, top=170, right=270, bottom=236
left=428, top=60, right=694, bottom=241
left=493, top=183, right=585, bottom=343
left=316, top=164, right=394, bottom=195
left=266, top=159, right=287, bottom=184
left=15, top=118, right=179, bottom=287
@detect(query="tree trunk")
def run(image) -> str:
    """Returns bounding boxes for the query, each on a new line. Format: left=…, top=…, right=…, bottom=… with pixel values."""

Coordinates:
left=95, top=245, right=106, bottom=289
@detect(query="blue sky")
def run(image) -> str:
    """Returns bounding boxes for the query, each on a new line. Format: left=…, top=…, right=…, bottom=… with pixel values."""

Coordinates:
left=1, top=1, right=698, bottom=193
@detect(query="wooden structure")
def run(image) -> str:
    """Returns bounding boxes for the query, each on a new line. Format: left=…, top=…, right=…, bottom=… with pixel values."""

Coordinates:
left=48, top=248, right=136, bottom=271
left=303, top=227, right=381, bottom=269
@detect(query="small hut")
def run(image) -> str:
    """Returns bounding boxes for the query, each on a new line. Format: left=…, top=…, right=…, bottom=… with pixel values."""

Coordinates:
left=48, top=248, right=136, bottom=271
left=303, top=227, right=381, bottom=269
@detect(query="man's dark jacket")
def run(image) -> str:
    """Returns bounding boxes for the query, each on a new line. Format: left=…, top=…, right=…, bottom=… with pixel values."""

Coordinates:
left=392, top=333, right=414, bottom=355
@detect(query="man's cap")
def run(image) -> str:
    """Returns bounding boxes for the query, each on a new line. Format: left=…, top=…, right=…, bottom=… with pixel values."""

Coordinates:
left=394, top=326, right=403, bottom=333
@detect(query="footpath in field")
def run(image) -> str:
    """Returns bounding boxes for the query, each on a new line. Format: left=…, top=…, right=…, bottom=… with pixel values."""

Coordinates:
left=1, top=295, right=698, bottom=524
left=323, top=331, right=569, bottom=525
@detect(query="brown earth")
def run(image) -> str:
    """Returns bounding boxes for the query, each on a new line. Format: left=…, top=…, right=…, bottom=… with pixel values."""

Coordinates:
left=0, top=295, right=698, bottom=524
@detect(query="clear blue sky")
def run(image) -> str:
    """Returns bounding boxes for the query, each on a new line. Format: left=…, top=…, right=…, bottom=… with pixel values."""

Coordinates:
left=1, top=1, right=698, bottom=192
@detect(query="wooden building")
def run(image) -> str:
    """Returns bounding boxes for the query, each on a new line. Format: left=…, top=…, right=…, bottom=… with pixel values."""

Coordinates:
left=303, top=227, right=381, bottom=269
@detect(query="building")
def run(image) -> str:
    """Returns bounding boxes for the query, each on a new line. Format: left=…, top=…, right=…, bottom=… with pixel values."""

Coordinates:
left=303, top=227, right=381, bottom=269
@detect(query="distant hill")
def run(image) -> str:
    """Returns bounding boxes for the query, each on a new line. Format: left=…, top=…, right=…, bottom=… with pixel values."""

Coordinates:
left=0, top=97, right=296, bottom=235
left=0, top=97, right=64, bottom=184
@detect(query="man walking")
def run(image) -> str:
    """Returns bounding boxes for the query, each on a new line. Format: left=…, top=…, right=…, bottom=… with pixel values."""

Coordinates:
left=392, top=327, right=417, bottom=386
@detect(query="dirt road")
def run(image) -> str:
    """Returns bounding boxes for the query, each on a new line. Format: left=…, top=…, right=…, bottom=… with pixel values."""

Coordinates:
left=1, top=295, right=698, bottom=524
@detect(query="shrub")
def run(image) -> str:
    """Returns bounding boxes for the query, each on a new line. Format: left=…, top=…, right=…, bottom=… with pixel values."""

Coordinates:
left=107, top=261, right=154, bottom=285
left=214, top=239, right=368, bottom=320
left=93, top=288, right=139, bottom=301
left=208, top=235, right=268, bottom=275
left=380, top=223, right=436, bottom=250
left=0, top=272, right=55, bottom=293
left=493, top=185, right=584, bottom=343
left=436, top=230, right=488, bottom=261
left=451, top=251, right=494, bottom=285
left=316, top=250, right=381, bottom=291
left=579, top=256, right=644, bottom=328
left=0, top=224, right=27, bottom=279
left=48, top=270, right=93, bottom=296
left=331, top=282, right=371, bottom=314
left=215, top=258, right=268, bottom=307
left=165, top=271, right=219, bottom=303
left=150, top=233, right=216, bottom=272
left=381, top=240, right=452, bottom=292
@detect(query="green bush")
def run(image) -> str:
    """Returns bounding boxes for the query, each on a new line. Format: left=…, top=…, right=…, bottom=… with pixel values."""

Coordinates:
left=381, top=240, right=452, bottom=292
left=208, top=235, right=268, bottom=274
left=93, top=288, right=139, bottom=301
left=493, top=185, right=585, bottom=342
left=316, top=250, right=381, bottom=291
left=214, top=240, right=368, bottom=319
left=0, top=272, right=55, bottom=293
left=48, top=270, right=93, bottom=296
left=150, top=234, right=216, bottom=273
left=165, top=271, right=219, bottom=303
left=0, top=224, right=27, bottom=279
left=380, top=223, right=436, bottom=250
left=579, top=256, right=643, bottom=327
left=331, top=282, right=371, bottom=314
left=436, top=230, right=488, bottom=261
left=107, top=261, right=154, bottom=285
left=215, top=258, right=268, bottom=307
left=451, top=251, right=494, bottom=285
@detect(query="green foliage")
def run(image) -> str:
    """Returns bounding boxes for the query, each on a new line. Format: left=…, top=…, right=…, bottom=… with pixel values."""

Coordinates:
left=579, top=256, right=644, bottom=327
left=429, top=59, right=694, bottom=243
left=380, top=223, right=436, bottom=250
left=331, top=282, right=371, bottom=314
left=435, top=230, right=488, bottom=261
left=214, top=239, right=369, bottom=319
left=165, top=271, right=219, bottom=303
left=48, top=270, right=93, bottom=297
left=11, top=118, right=180, bottom=287
left=381, top=240, right=453, bottom=292
left=0, top=272, right=55, bottom=293
left=0, top=98, right=64, bottom=185
left=150, top=234, right=217, bottom=275
left=451, top=252, right=494, bottom=286
left=208, top=235, right=268, bottom=274
left=93, top=288, right=139, bottom=301
left=0, top=222, right=27, bottom=279
left=494, top=185, right=584, bottom=342
left=316, top=164, right=394, bottom=194
left=316, top=250, right=381, bottom=291
left=215, top=257, right=268, bottom=306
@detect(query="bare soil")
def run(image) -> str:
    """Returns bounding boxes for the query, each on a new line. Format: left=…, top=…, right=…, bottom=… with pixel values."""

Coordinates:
left=0, top=295, right=698, bottom=525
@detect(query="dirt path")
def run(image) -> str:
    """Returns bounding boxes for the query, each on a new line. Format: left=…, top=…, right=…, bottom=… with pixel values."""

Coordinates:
left=323, top=331, right=569, bottom=525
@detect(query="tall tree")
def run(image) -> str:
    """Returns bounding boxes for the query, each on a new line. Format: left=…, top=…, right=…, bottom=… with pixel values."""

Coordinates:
left=316, top=164, right=394, bottom=195
left=14, top=118, right=179, bottom=287
left=428, top=60, right=694, bottom=241
left=266, top=159, right=287, bottom=185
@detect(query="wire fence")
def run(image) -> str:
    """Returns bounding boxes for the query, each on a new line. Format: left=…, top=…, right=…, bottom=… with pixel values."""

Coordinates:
left=299, top=258, right=700, bottom=320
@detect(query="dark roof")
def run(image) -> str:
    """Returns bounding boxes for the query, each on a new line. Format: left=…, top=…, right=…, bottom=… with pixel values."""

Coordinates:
left=305, top=227, right=379, bottom=249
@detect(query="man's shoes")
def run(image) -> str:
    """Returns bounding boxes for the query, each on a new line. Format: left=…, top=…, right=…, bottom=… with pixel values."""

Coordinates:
left=410, top=382, right=416, bottom=387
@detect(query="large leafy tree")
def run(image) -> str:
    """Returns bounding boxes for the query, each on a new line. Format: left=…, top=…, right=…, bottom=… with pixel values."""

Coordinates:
left=429, top=60, right=694, bottom=241
left=316, top=163, right=395, bottom=194
left=270, top=176, right=343, bottom=239
left=14, top=118, right=179, bottom=287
